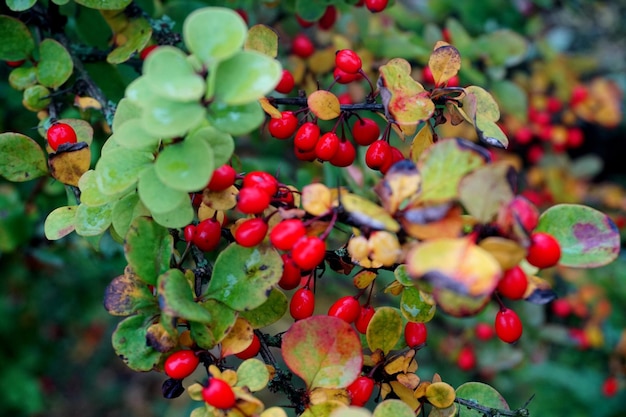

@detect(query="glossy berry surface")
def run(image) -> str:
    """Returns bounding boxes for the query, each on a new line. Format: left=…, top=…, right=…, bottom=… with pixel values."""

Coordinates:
left=365, top=140, right=392, bottom=171
left=292, top=34, right=315, bottom=58
left=318, top=6, right=337, bottom=30
left=335, top=49, right=362, bottom=74
left=333, top=67, right=362, bottom=84
left=164, top=350, right=199, bottom=380
left=202, top=378, right=236, bottom=409
left=347, top=376, right=375, bottom=406
left=235, top=333, right=261, bottom=359
left=497, top=266, right=528, bottom=300
left=234, top=218, right=268, bottom=247
left=237, top=187, right=271, bottom=214
left=404, top=322, right=428, bottom=348
left=275, top=69, right=295, bottom=94
left=279, top=254, right=302, bottom=290
left=315, top=132, right=340, bottom=161
left=291, top=236, right=326, bottom=270
left=207, top=165, right=236, bottom=192
left=268, top=111, right=298, bottom=140
left=294, top=122, right=321, bottom=151
left=328, top=296, right=361, bottom=323
left=352, top=118, right=380, bottom=146
left=551, top=298, right=572, bottom=318
left=457, top=345, right=476, bottom=371
left=526, top=232, right=561, bottom=269
left=329, top=139, right=356, bottom=167
left=365, top=0, right=389, bottom=13
left=290, top=287, right=315, bottom=320
left=495, top=308, right=523, bottom=344
left=475, top=323, right=494, bottom=341
left=47, top=123, right=78, bottom=151
left=270, top=219, right=307, bottom=251
left=183, top=224, right=196, bottom=242
left=355, top=305, right=375, bottom=334
left=242, top=171, right=278, bottom=197
left=193, top=219, right=222, bottom=252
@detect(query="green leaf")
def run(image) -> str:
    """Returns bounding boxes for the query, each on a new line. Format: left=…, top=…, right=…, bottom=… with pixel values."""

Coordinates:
left=416, top=138, right=489, bottom=203
left=95, top=147, right=154, bottom=196
left=141, top=98, right=205, bottom=138
left=536, top=204, right=620, bottom=268
left=22, top=85, right=51, bottom=112
left=125, top=76, right=159, bottom=105
left=107, top=18, right=152, bottom=64
left=491, top=80, right=528, bottom=122
left=366, top=306, right=403, bottom=355
left=183, top=7, right=247, bottom=66
left=104, top=269, right=157, bottom=316
left=36, top=39, right=73, bottom=88
left=44, top=206, right=77, bottom=240
left=112, top=314, right=161, bottom=371
left=74, top=202, right=113, bottom=237
left=0, top=132, right=47, bottom=181
left=111, top=192, right=150, bottom=238
left=190, top=125, right=234, bottom=167
left=0, top=15, right=35, bottom=61
left=207, top=100, right=264, bottom=136
left=0, top=186, right=33, bottom=251
left=112, top=98, right=142, bottom=132
left=143, top=46, right=206, bottom=101
left=138, top=166, right=189, bottom=214
left=150, top=197, right=195, bottom=228
left=455, top=382, right=509, bottom=417
left=155, top=134, right=215, bottom=192
left=236, top=358, right=270, bottom=392
left=124, top=216, right=173, bottom=285
left=480, top=29, right=528, bottom=67
left=400, top=287, right=436, bottom=323
left=205, top=243, right=282, bottom=311
left=189, top=300, right=237, bottom=349
left=158, top=269, right=215, bottom=323
left=295, top=0, right=329, bottom=21
left=6, top=0, right=36, bottom=11
left=239, top=288, right=288, bottom=329
left=79, top=170, right=117, bottom=207
left=244, top=25, right=279, bottom=58
left=74, top=0, right=132, bottom=9
left=373, top=399, right=416, bottom=417
left=8, top=66, right=37, bottom=90
left=282, top=316, right=363, bottom=389
left=211, top=50, right=282, bottom=105
left=112, top=117, right=160, bottom=151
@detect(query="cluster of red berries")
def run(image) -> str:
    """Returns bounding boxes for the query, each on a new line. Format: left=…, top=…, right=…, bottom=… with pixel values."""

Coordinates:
left=295, top=5, right=338, bottom=31
left=46, top=122, right=78, bottom=151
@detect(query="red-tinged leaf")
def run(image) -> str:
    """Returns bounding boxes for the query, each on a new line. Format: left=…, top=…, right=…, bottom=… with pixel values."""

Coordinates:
left=282, top=316, right=363, bottom=389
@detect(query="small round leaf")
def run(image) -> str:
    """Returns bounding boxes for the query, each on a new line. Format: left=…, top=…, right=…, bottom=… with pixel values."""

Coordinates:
left=143, top=46, right=206, bottom=102
left=154, top=135, right=215, bottom=192
left=237, top=358, right=270, bottom=392
left=0, top=15, right=35, bottom=60
left=308, top=90, right=341, bottom=121
left=36, top=39, right=73, bottom=88
left=138, top=166, right=189, bottom=214
left=366, top=307, right=403, bottom=355
left=44, top=206, right=77, bottom=240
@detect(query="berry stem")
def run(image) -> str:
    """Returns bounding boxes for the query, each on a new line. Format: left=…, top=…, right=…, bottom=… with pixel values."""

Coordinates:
left=269, top=97, right=384, bottom=113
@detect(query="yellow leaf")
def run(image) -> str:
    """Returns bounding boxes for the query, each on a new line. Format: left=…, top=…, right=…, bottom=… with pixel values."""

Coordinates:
left=308, top=90, right=341, bottom=121
left=390, top=381, right=421, bottom=410
left=244, top=25, right=278, bottom=58
left=397, top=373, right=420, bottom=390
left=384, top=350, right=417, bottom=375
left=220, top=317, right=254, bottom=357
left=425, top=382, right=455, bottom=408
left=353, top=270, right=377, bottom=289
left=309, top=387, right=350, bottom=406
left=302, top=183, right=334, bottom=216
left=478, top=237, right=525, bottom=271
left=260, top=97, right=282, bottom=119
left=428, top=45, right=461, bottom=86
left=48, top=143, right=91, bottom=187
left=203, top=185, right=238, bottom=211
left=410, top=124, right=434, bottom=163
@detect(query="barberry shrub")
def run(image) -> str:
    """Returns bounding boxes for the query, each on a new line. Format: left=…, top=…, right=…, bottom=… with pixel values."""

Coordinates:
left=0, top=1, right=623, bottom=416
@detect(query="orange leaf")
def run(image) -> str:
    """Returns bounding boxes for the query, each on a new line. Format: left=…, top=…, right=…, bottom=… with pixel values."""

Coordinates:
left=307, top=90, right=341, bottom=121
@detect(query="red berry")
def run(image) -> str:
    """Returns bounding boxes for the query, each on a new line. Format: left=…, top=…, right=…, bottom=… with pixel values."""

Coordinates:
left=139, top=45, right=158, bottom=60
left=190, top=192, right=203, bottom=207
left=296, top=14, right=315, bottom=28
left=294, top=146, right=318, bottom=162
left=292, top=34, right=315, bottom=59
left=404, top=322, right=427, bottom=348
left=268, top=111, right=298, bottom=140
left=243, top=171, right=278, bottom=197
left=6, top=59, right=25, bottom=68
left=422, top=66, right=435, bottom=84
left=352, top=118, right=380, bottom=146
left=333, top=67, right=362, bottom=84
left=526, top=144, right=544, bottom=165
left=442, top=28, right=451, bottom=43
left=235, top=333, right=261, bottom=359
left=365, top=0, right=389, bottom=13
left=338, top=92, right=353, bottom=105
left=202, top=378, right=236, bottom=409
left=291, top=236, right=326, bottom=270
left=47, top=123, right=78, bottom=151
left=318, top=6, right=337, bottom=30
left=380, top=146, right=404, bottom=174
left=530, top=110, right=551, bottom=126
left=546, top=96, right=562, bottom=114
left=290, top=287, right=315, bottom=320
left=446, top=75, right=460, bottom=87
left=457, top=345, right=476, bottom=371
left=270, top=219, right=307, bottom=251
left=355, top=305, right=375, bottom=334
left=569, top=328, right=590, bottom=350
left=497, top=266, right=528, bottom=300
left=495, top=307, right=523, bottom=344
left=328, top=296, right=361, bottom=323
left=335, top=49, right=362, bottom=74
left=235, top=8, right=249, bottom=25
left=602, top=376, right=619, bottom=397
left=329, top=139, right=356, bottom=167
left=237, top=187, right=271, bottom=214
left=279, top=254, right=302, bottom=290
left=566, top=127, right=584, bottom=148
left=514, top=126, right=534, bottom=145
left=207, top=165, right=236, bottom=192
left=274, top=187, right=295, bottom=208
left=275, top=69, right=295, bottom=94
left=551, top=298, right=572, bottom=318
left=526, top=232, right=561, bottom=269
left=570, top=84, right=588, bottom=106
left=164, top=350, right=199, bottom=380
left=475, top=323, right=494, bottom=341
left=183, top=224, right=196, bottom=242
left=193, top=219, right=222, bottom=252
left=347, top=376, right=375, bottom=406
left=365, top=140, right=392, bottom=171
left=294, top=122, right=321, bottom=151
left=234, top=218, right=268, bottom=247
left=315, top=131, right=340, bottom=161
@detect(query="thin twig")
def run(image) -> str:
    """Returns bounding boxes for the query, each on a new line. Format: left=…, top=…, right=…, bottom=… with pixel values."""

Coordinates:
left=454, top=397, right=530, bottom=417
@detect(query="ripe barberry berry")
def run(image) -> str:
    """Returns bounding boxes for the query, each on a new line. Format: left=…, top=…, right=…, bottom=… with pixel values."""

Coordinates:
left=329, top=139, right=356, bottom=167
left=495, top=307, right=523, bottom=344
left=235, top=333, right=261, bottom=359
left=347, top=376, right=375, bottom=406
left=193, top=218, right=222, bottom=252
left=279, top=254, right=302, bottom=290
left=365, top=0, right=389, bottom=13
left=237, top=187, right=271, bottom=214
left=290, top=287, right=315, bottom=320
left=207, top=165, right=236, bottom=192
left=164, top=350, right=199, bottom=380
left=268, top=111, right=298, bottom=140
left=422, top=66, right=435, bottom=84
left=355, top=305, right=375, bottom=334
left=365, top=140, right=392, bottom=171
left=295, top=14, right=315, bottom=28
left=295, top=122, right=321, bottom=151
left=292, top=34, right=315, bottom=58
left=328, top=296, right=361, bottom=323
left=526, top=232, right=561, bottom=269
left=333, top=67, right=362, bottom=84
left=139, top=45, right=158, bottom=60
left=380, top=146, right=404, bottom=174
left=602, top=376, right=619, bottom=397
left=551, top=298, right=572, bottom=318
left=497, top=266, right=528, bottom=300
left=318, top=6, right=337, bottom=30
left=47, top=123, right=78, bottom=151
left=6, top=59, right=26, bottom=68
left=183, top=224, right=196, bottom=242
left=202, top=378, right=236, bottom=409
left=242, top=171, right=279, bottom=197
left=275, top=69, right=295, bottom=94
left=352, top=118, right=380, bottom=146
left=475, top=323, right=495, bottom=341
left=457, top=345, right=476, bottom=371
left=234, top=218, right=268, bottom=247
left=404, top=322, right=428, bottom=348
left=315, top=131, right=340, bottom=161
left=335, top=49, right=362, bottom=74
left=291, top=236, right=326, bottom=270
left=270, top=219, right=307, bottom=251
